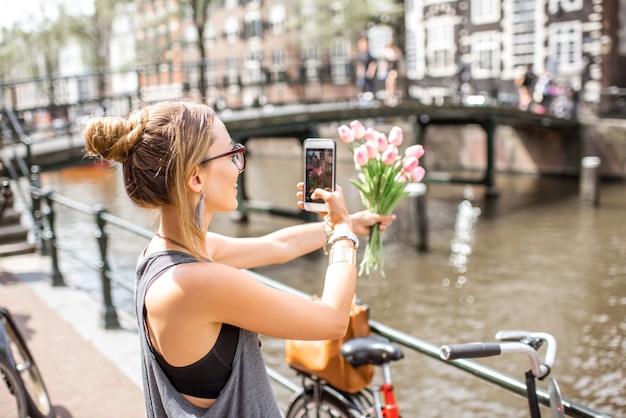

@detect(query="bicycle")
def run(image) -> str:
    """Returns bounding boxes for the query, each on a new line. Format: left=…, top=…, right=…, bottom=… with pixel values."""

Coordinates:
left=0, top=307, right=54, bottom=418
left=285, top=335, right=405, bottom=417
left=440, top=330, right=564, bottom=418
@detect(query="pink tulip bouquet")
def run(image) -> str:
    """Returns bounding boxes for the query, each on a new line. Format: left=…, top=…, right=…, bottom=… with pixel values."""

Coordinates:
left=338, top=120, right=426, bottom=277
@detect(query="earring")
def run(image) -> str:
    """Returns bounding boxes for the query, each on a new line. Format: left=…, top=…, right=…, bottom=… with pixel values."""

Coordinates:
left=195, top=190, right=205, bottom=230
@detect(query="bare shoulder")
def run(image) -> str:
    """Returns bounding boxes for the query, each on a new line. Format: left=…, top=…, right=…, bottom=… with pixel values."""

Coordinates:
left=144, top=260, right=262, bottom=319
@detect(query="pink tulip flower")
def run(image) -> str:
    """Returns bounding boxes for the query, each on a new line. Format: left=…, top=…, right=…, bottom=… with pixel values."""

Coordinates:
left=405, top=144, right=425, bottom=159
left=354, top=145, right=369, bottom=167
left=402, top=156, right=419, bottom=173
left=338, top=124, right=355, bottom=143
left=350, top=120, right=366, bottom=139
left=365, top=140, right=378, bottom=159
left=410, top=166, right=426, bottom=182
left=376, top=133, right=388, bottom=153
left=388, top=126, right=403, bottom=146
left=364, top=127, right=378, bottom=142
left=382, top=145, right=398, bottom=165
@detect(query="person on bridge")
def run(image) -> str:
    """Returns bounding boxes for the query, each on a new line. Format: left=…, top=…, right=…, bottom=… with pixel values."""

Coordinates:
left=83, top=100, right=395, bottom=417
left=355, top=36, right=377, bottom=97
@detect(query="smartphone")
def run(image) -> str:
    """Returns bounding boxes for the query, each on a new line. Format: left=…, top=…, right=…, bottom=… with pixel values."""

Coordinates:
left=303, top=138, right=336, bottom=212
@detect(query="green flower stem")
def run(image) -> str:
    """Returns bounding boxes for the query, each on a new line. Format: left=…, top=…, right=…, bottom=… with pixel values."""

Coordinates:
left=350, top=154, right=411, bottom=277
left=359, top=223, right=384, bottom=278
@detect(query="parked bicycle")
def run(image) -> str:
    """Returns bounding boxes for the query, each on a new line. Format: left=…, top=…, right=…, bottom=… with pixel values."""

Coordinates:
left=0, top=307, right=53, bottom=418
left=440, top=330, right=564, bottom=418
left=285, top=335, right=405, bottom=417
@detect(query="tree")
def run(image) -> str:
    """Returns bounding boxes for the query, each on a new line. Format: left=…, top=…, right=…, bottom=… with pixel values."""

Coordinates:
left=66, top=0, right=133, bottom=106
left=23, top=13, right=69, bottom=112
left=292, top=0, right=404, bottom=50
left=179, top=0, right=219, bottom=102
left=0, top=28, right=29, bottom=82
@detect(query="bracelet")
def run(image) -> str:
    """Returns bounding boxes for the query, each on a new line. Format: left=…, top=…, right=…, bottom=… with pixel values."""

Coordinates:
left=322, top=222, right=333, bottom=255
left=328, top=225, right=359, bottom=250
left=329, top=245, right=357, bottom=266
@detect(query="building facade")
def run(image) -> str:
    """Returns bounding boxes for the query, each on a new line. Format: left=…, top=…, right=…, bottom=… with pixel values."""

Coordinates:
left=404, top=0, right=626, bottom=110
left=4, top=0, right=626, bottom=121
left=132, top=0, right=626, bottom=112
left=134, top=0, right=373, bottom=109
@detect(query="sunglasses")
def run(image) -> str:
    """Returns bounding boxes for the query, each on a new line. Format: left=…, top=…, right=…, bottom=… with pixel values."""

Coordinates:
left=200, top=143, right=246, bottom=171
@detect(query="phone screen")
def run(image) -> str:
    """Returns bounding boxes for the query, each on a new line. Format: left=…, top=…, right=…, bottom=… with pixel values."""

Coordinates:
left=304, top=144, right=335, bottom=205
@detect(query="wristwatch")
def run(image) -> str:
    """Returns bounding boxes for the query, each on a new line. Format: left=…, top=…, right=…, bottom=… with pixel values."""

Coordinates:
left=328, top=225, right=359, bottom=250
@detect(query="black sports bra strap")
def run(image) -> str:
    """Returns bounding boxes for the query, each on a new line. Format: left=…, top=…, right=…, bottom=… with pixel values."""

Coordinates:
left=142, top=263, right=177, bottom=355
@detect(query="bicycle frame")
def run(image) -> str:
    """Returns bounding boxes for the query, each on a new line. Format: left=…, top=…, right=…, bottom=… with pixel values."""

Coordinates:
left=285, top=336, right=404, bottom=418
left=371, top=363, right=400, bottom=418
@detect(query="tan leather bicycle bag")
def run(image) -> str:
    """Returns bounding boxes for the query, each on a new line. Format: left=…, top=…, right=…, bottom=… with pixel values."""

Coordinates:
left=285, top=302, right=374, bottom=394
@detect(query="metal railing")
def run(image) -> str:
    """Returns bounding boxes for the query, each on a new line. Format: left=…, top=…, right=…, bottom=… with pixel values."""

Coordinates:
left=26, top=181, right=608, bottom=417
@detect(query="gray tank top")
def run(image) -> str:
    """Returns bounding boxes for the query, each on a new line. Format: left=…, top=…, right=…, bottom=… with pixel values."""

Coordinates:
left=135, top=250, right=282, bottom=417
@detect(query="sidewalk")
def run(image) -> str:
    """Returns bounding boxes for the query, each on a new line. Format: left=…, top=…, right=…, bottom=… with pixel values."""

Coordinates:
left=0, top=253, right=146, bottom=418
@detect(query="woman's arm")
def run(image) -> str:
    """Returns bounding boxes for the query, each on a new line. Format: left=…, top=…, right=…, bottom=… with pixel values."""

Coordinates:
left=206, top=210, right=395, bottom=269
left=206, top=221, right=328, bottom=268
left=152, top=242, right=358, bottom=341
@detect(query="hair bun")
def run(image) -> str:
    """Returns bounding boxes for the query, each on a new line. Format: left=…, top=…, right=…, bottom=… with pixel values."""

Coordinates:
left=83, top=109, right=148, bottom=164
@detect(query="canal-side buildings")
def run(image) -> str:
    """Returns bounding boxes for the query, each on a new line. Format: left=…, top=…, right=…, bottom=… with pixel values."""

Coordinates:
left=131, top=0, right=626, bottom=113
left=3, top=0, right=626, bottom=120
left=404, top=0, right=626, bottom=110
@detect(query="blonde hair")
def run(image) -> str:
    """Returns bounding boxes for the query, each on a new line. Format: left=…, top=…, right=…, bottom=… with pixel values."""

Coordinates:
left=83, top=100, right=216, bottom=260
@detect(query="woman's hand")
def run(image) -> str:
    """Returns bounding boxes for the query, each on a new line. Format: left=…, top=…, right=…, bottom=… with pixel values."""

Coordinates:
left=296, top=182, right=352, bottom=229
left=296, top=183, right=395, bottom=235
left=349, top=210, right=396, bottom=236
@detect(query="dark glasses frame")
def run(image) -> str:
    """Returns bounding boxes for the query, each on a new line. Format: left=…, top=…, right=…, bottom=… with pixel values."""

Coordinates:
left=200, top=143, right=246, bottom=171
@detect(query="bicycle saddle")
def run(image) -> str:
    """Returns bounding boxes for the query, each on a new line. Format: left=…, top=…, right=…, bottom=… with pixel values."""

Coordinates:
left=341, top=336, right=404, bottom=367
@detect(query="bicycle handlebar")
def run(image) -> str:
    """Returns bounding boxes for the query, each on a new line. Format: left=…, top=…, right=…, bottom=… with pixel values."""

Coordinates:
left=440, top=342, right=501, bottom=360
left=440, top=330, right=557, bottom=379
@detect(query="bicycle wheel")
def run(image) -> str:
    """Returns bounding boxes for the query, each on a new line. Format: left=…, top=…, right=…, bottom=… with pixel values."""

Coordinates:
left=1, top=312, right=53, bottom=418
left=0, top=357, right=28, bottom=418
left=285, top=385, right=361, bottom=418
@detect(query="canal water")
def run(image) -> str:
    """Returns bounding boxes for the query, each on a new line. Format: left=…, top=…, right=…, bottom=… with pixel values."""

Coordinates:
left=35, top=138, right=624, bottom=417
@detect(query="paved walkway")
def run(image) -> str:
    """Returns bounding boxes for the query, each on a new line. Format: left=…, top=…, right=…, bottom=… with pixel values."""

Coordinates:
left=0, top=253, right=146, bottom=418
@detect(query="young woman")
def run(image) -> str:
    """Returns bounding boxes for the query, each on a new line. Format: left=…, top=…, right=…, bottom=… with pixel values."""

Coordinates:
left=83, top=100, right=395, bottom=417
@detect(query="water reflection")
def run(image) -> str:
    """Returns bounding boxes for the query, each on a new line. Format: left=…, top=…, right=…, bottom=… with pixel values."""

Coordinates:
left=36, top=146, right=625, bottom=417
left=445, top=193, right=482, bottom=296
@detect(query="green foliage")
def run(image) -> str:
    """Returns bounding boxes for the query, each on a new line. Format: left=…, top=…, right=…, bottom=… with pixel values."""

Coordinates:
left=290, top=0, right=403, bottom=50
left=0, top=0, right=133, bottom=84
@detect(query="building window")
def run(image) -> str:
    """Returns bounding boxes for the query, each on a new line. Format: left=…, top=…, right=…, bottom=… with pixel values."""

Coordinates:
left=300, top=0, right=316, bottom=32
left=301, top=46, right=320, bottom=82
left=511, top=0, right=536, bottom=68
left=244, top=11, right=262, bottom=39
left=204, top=23, right=216, bottom=45
left=548, top=21, right=582, bottom=73
left=330, top=1, right=344, bottom=25
left=471, top=0, right=500, bottom=25
left=471, top=31, right=500, bottom=79
left=225, top=58, right=239, bottom=86
left=270, top=49, right=287, bottom=82
left=223, top=16, right=240, bottom=43
left=268, top=4, right=285, bottom=35
left=243, top=51, right=263, bottom=85
left=330, top=39, right=351, bottom=85
left=548, top=0, right=583, bottom=14
left=426, top=17, right=456, bottom=77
